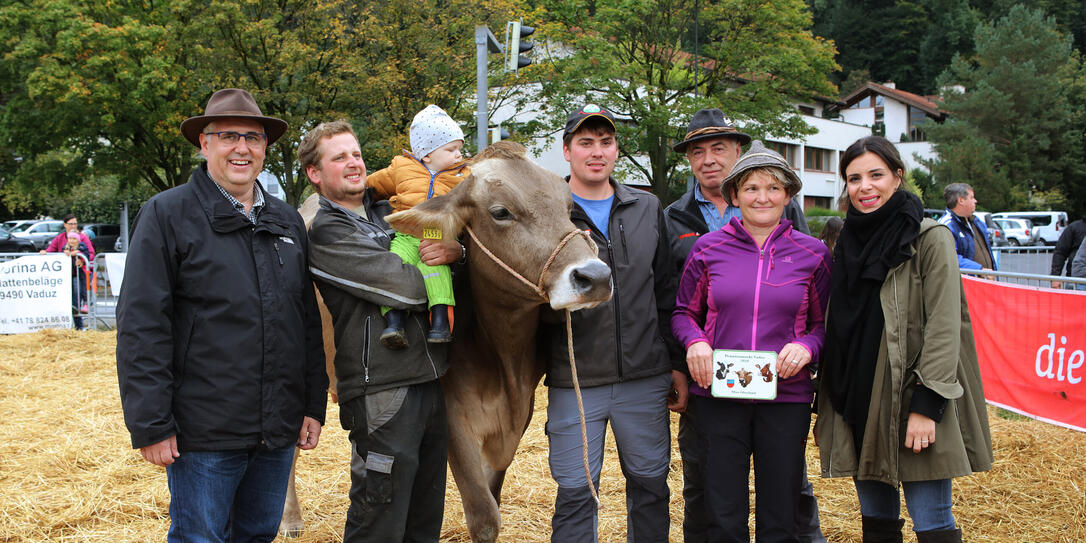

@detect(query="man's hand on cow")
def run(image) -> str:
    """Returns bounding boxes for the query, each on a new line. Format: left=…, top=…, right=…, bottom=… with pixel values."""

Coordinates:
left=668, top=370, right=689, bottom=413
left=140, top=435, right=179, bottom=467
left=686, top=341, right=713, bottom=389
left=419, top=238, right=461, bottom=266
left=297, top=416, right=322, bottom=450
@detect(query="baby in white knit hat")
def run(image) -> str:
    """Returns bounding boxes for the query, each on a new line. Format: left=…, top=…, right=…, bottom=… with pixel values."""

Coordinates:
left=367, top=104, right=470, bottom=348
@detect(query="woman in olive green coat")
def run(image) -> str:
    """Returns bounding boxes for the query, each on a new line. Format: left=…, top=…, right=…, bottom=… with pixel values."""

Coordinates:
left=816, top=136, right=992, bottom=543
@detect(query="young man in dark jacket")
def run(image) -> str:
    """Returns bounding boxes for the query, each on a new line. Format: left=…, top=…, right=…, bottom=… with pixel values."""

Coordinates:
left=116, top=88, right=327, bottom=542
left=663, top=108, right=824, bottom=543
left=300, top=121, right=458, bottom=542
left=540, top=104, right=676, bottom=542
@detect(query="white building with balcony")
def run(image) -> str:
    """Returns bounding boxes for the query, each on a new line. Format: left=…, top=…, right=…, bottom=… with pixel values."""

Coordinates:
left=489, top=81, right=944, bottom=211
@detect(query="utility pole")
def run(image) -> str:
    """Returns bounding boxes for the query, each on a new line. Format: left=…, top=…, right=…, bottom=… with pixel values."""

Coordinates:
left=475, top=25, right=503, bottom=152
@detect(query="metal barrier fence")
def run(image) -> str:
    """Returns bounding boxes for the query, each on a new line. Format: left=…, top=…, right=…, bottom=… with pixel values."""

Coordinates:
left=991, top=245, right=1055, bottom=277
left=961, top=246, right=1086, bottom=288
left=962, top=267, right=1086, bottom=289
left=0, top=251, right=108, bottom=331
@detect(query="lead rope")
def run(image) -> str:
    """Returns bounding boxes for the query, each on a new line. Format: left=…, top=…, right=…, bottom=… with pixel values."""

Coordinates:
left=463, top=226, right=602, bottom=507
left=566, top=308, right=601, bottom=507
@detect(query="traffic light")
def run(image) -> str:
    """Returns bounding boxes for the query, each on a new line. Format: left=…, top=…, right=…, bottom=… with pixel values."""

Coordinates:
left=506, top=20, right=535, bottom=72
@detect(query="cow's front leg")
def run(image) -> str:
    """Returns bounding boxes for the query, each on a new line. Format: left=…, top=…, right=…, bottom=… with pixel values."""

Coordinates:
left=447, top=420, right=501, bottom=543
left=278, top=448, right=304, bottom=537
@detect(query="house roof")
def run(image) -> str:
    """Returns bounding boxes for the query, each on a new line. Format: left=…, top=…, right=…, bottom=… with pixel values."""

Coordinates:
left=840, top=82, right=945, bottom=119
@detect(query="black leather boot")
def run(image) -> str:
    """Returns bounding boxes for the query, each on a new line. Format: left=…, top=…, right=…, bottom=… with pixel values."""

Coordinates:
left=915, top=528, right=962, bottom=543
left=862, top=516, right=905, bottom=543
left=427, top=304, right=452, bottom=343
left=380, top=310, right=408, bottom=349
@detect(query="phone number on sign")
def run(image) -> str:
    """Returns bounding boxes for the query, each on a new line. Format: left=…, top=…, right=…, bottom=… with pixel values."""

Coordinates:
left=0, top=316, right=70, bottom=325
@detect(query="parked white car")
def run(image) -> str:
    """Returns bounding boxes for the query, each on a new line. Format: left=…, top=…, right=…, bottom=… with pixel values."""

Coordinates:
left=992, top=211, right=1068, bottom=245
left=994, top=218, right=1041, bottom=246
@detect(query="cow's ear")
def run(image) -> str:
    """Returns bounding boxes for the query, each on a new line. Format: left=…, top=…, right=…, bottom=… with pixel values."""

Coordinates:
left=386, top=175, right=472, bottom=239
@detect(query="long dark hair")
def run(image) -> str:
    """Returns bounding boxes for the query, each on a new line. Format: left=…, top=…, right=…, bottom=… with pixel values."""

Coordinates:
left=820, top=216, right=844, bottom=253
left=837, top=136, right=906, bottom=212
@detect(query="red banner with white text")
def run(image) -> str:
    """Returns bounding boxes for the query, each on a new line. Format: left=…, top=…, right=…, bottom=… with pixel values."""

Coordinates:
left=962, top=275, right=1086, bottom=432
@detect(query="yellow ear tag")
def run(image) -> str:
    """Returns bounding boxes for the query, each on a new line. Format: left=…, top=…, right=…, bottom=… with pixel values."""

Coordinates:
left=422, top=228, right=443, bottom=240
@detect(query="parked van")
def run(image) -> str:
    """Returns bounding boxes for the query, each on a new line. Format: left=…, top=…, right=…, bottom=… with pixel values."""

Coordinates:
left=991, top=211, right=1068, bottom=245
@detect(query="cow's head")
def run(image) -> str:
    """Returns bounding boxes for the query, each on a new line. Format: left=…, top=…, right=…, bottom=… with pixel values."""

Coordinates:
left=386, top=141, right=612, bottom=311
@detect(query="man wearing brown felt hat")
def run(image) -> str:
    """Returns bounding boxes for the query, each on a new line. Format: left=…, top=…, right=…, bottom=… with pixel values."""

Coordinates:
left=117, top=88, right=327, bottom=542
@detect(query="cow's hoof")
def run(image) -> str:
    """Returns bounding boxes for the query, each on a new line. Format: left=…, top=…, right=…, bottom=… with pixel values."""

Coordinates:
left=278, top=522, right=304, bottom=538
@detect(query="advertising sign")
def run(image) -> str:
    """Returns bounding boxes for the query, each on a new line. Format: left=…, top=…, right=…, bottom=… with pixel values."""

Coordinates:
left=0, top=255, right=72, bottom=333
left=962, top=275, right=1085, bottom=432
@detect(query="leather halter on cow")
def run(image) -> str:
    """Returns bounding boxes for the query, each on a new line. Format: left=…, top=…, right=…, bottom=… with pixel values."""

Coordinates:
left=287, top=141, right=612, bottom=542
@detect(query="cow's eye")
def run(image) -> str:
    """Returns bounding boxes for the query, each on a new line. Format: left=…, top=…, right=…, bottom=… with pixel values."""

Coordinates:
left=489, top=206, right=514, bottom=221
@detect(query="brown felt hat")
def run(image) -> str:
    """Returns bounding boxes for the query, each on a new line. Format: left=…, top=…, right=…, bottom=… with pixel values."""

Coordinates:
left=672, top=108, right=751, bottom=153
left=180, top=88, right=288, bottom=147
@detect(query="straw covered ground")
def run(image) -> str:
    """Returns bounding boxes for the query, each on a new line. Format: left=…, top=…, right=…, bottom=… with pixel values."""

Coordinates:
left=0, top=330, right=1082, bottom=542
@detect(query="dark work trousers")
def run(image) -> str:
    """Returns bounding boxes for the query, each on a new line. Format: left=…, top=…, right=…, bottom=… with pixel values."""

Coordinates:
left=691, top=395, right=812, bottom=543
left=679, top=399, right=826, bottom=542
left=342, top=380, right=449, bottom=543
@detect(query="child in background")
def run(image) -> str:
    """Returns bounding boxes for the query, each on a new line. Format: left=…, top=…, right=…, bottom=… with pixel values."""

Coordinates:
left=368, top=104, right=470, bottom=347
left=63, top=231, right=91, bottom=328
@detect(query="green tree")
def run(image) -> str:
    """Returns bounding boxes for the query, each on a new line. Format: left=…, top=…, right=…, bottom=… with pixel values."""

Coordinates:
left=0, top=0, right=207, bottom=196
left=926, top=6, right=1082, bottom=213
left=812, top=0, right=978, bottom=94
left=1, top=0, right=531, bottom=209
left=519, top=0, right=837, bottom=203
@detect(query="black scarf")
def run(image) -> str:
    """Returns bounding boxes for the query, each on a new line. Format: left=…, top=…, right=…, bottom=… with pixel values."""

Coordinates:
left=822, top=191, right=923, bottom=449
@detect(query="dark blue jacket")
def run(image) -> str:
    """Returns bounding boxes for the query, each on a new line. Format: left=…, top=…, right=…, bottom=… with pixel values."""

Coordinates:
left=937, top=210, right=996, bottom=270
left=117, top=164, right=327, bottom=451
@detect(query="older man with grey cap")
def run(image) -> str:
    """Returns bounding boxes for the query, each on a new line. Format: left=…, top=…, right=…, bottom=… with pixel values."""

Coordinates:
left=664, top=110, right=824, bottom=543
left=117, top=88, right=327, bottom=542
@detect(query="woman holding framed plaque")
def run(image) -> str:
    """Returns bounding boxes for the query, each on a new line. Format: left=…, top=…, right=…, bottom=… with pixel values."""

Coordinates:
left=816, top=136, right=992, bottom=543
left=672, top=141, right=832, bottom=542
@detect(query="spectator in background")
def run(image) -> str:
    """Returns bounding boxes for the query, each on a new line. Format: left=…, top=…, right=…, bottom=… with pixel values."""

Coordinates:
left=63, top=231, right=91, bottom=328
left=43, top=214, right=96, bottom=261
left=1050, top=214, right=1086, bottom=288
left=44, top=214, right=95, bottom=323
left=820, top=216, right=844, bottom=255
left=1071, top=233, right=1086, bottom=291
left=937, top=183, right=996, bottom=270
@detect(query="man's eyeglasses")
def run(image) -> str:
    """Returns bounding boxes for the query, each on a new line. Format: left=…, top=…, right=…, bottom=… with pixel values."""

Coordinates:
left=204, top=131, right=267, bottom=146
left=65, top=221, right=78, bottom=226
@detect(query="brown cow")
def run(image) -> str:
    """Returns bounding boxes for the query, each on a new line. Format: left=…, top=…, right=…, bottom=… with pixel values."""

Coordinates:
left=283, top=142, right=612, bottom=542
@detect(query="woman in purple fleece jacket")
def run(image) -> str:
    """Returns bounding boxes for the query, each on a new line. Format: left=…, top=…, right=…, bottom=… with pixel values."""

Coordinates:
left=672, top=141, right=831, bottom=543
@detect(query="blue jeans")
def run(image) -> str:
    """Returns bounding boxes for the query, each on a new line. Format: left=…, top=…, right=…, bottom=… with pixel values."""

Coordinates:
left=166, top=446, right=295, bottom=543
left=854, top=478, right=956, bottom=532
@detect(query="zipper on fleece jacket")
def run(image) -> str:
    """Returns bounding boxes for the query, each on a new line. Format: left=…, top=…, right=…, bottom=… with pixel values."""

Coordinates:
left=752, top=247, right=765, bottom=349
left=749, top=223, right=785, bottom=349
left=618, top=220, right=629, bottom=265
left=362, top=316, right=371, bottom=384
left=606, top=237, right=625, bottom=379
